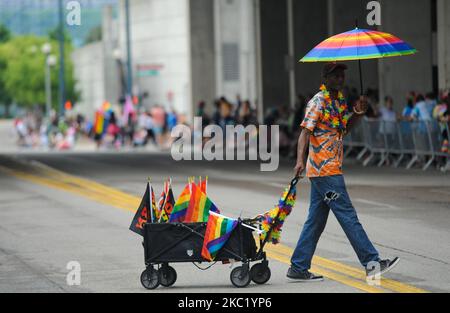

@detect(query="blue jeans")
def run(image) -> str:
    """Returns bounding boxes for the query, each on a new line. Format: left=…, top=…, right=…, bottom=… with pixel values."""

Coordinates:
left=291, top=175, right=379, bottom=272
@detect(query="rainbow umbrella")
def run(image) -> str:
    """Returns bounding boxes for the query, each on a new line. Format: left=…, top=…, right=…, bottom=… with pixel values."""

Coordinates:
left=300, top=27, right=417, bottom=94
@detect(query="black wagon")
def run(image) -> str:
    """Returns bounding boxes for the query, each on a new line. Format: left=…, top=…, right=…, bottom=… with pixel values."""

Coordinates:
left=139, top=177, right=299, bottom=290
left=139, top=219, right=271, bottom=289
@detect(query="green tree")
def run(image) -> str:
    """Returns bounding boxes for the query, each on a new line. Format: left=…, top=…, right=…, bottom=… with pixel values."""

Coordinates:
left=0, top=23, right=11, bottom=43
left=84, top=25, right=102, bottom=45
left=48, top=26, right=72, bottom=44
left=0, top=24, right=12, bottom=116
left=0, top=34, right=79, bottom=112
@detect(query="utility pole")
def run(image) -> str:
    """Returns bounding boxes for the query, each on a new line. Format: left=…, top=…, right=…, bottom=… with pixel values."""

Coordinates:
left=287, top=0, right=296, bottom=109
left=58, top=0, right=66, bottom=117
left=125, top=0, right=133, bottom=97
left=42, top=43, right=56, bottom=119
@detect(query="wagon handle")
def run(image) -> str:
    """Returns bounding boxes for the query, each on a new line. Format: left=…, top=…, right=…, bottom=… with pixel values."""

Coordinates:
left=255, top=176, right=303, bottom=259
left=284, top=176, right=302, bottom=201
left=290, top=176, right=302, bottom=187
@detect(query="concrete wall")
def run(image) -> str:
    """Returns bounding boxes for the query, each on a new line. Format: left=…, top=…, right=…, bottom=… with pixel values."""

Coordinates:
left=189, top=0, right=216, bottom=115
left=214, top=0, right=258, bottom=105
left=238, top=0, right=258, bottom=105
left=437, top=0, right=450, bottom=91
left=293, top=0, right=328, bottom=98
left=260, top=0, right=289, bottom=111
left=118, top=0, right=192, bottom=117
left=72, top=42, right=105, bottom=118
left=378, top=0, right=433, bottom=110
left=72, top=6, right=119, bottom=119
left=102, top=5, right=121, bottom=106
left=260, top=0, right=380, bottom=111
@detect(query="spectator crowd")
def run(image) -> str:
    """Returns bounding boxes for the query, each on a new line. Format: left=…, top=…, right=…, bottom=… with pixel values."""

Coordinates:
left=12, top=87, right=450, bottom=170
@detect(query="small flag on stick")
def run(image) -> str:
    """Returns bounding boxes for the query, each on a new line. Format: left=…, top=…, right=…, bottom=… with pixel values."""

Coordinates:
left=184, top=182, right=220, bottom=223
left=168, top=180, right=192, bottom=223
left=158, top=178, right=175, bottom=223
left=201, top=211, right=238, bottom=261
left=129, top=182, right=158, bottom=236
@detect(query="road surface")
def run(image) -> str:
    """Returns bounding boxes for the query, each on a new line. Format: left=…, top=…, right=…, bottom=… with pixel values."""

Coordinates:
left=0, top=150, right=449, bottom=293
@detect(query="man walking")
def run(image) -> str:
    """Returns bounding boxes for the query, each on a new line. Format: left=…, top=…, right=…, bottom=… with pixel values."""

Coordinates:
left=288, top=63, right=399, bottom=282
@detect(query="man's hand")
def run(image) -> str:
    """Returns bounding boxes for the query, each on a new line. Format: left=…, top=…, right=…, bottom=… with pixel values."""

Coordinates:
left=294, top=160, right=306, bottom=178
left=354, top=95, right=368, bottom=114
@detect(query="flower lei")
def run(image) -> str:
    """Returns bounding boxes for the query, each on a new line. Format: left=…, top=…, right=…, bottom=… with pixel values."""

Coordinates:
left=260, top=185, right=296, bottom=245
left=320, top=84, right=351, bottom=131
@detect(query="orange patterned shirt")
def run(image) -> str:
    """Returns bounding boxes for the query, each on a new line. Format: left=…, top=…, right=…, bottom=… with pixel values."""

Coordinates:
left=301, top=91, right=351, bottom=178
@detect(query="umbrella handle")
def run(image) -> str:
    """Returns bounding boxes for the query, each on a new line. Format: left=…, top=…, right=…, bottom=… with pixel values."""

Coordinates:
left=359, top=59, right=364, bottom=96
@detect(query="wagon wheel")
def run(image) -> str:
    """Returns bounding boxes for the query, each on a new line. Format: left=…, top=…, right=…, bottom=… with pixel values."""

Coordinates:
left=230, top=266, right=251, bottom=288
left=250, top=263, right=271, bottom=285
left=159, top=265, right=177, bottom=287
left=140, top=267, right=160, bottom=290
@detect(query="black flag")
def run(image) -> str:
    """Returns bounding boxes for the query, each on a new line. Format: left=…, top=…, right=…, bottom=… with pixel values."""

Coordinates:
left=129, top=182, right=151, bottom=236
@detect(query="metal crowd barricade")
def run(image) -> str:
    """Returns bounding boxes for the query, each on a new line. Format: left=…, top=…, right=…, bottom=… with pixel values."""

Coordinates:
left=361, top=119, right=387, bottom=167
left=446, top=123, right=450, bottom=171
left=397, top=120, right=416, bottom=168
left=343, top=118, right=368, bottom=160
left=428, top=120, right=450, bottom=164
left=343, top=118, right=450, bottom=171
left=382, top=121, right=404, bottom=168
left=409, top=121, right=434, bottom=170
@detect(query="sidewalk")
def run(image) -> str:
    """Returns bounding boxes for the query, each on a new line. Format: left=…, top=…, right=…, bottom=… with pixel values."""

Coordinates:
left=0, top=119, right=163, bottom=154
left=0, top=119, right=19, bottom=153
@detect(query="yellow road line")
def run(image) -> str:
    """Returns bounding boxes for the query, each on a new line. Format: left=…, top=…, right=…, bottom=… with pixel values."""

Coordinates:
left=264, top=244, right=428, bottom=293
left=0, top=162, right=429, bottom=293
left=29, top=162, right=141, bottom=205
left=266, top=249, right=385, bottom=293
left=0, top=166, right=139, bottom=212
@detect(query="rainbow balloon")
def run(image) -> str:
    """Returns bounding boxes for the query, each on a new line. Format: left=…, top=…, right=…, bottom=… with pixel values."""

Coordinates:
left=301, top=28, right=417, bottom=62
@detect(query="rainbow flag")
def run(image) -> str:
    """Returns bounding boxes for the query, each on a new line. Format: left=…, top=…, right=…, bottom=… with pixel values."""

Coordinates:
left=201, top=212, right=238, bottom=261
left=94, top=110, right=104, bottom=135
left=184, top=182, right=220, bottom=223
left=168, top=183, right=191, bottom=222
left=199, top=176, right=208, bottom=194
